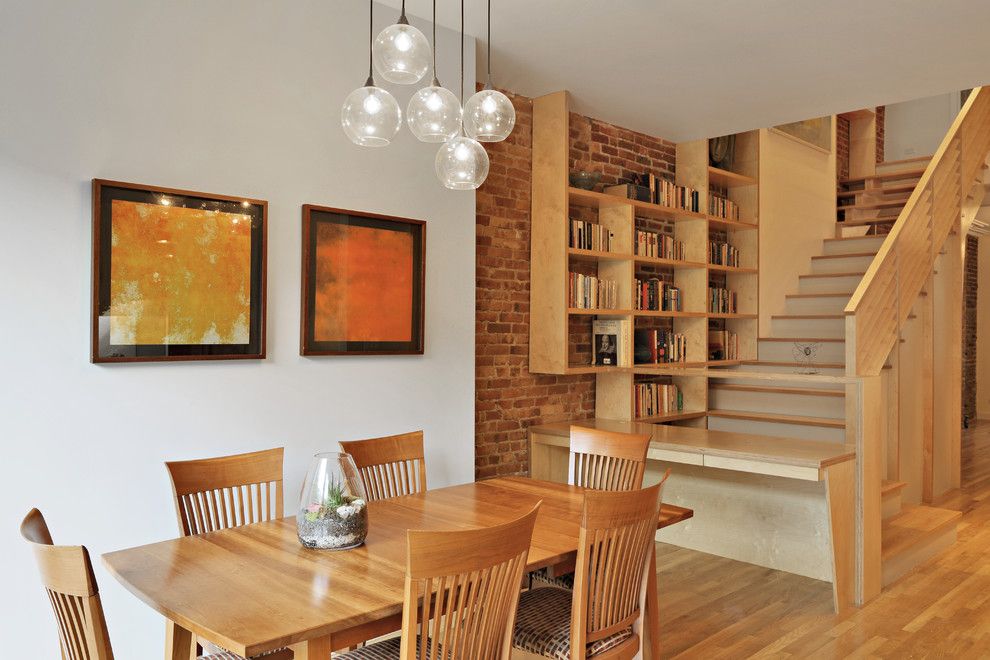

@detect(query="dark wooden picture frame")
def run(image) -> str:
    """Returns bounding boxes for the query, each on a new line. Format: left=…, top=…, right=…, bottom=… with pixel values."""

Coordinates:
left=91, top=179, right=267, bottom=363
left=301, top=205, right=425, bottom=356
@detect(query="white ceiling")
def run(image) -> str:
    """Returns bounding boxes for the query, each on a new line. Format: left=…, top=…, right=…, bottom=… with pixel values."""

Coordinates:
left=381, top=0, right=990, bottom=141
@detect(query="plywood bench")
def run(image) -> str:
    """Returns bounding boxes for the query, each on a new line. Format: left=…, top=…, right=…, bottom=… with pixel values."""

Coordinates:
left=528, top=419, right=856, bottom=613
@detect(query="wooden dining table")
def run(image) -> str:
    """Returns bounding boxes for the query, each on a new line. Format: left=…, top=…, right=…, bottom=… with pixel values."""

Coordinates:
left=103, top=476, right=692, bottom=660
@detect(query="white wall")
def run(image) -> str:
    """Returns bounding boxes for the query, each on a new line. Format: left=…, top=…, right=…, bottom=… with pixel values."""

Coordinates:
left=0, top=1, right=476, bottom=657
left=884, top=93, right=962, bottom=161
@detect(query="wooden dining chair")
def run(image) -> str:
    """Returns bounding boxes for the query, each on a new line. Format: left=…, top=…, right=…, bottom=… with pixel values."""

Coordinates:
left=165, top=447, right=284, bottom=536
left=339, top=431, right=427, bottom=501
left=512, top=477, right=668, bottom=660
left=165, top=448, right=291, bottom=660
left=336, top=503, right=541, bottom=660
left=21, top=508, right=239, bottom=660
left=568, top=426, right=651, bottom=492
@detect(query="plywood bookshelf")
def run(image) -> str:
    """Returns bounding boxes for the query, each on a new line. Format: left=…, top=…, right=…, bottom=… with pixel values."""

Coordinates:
left=529, top=90, right=760, bottom=423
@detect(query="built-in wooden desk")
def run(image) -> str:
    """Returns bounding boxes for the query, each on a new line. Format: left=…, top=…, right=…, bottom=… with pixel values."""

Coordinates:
left=528, top=420, right=855, bottom=614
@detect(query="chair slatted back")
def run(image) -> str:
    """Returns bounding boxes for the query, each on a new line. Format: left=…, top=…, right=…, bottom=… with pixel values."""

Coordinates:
left=571, top=473, right=669, bottom=657
left=21, top=508, right=114, bottom=660
left=166, top=447, right=284, bottom=536
left=568, top=426, right=651, bottom=491
left=340, top=431, right=427, bottom=501
left=401, top=504, right=540, bottom=660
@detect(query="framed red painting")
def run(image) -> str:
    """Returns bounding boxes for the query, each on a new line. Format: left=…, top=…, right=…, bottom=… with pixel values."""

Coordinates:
left=91, top=179, right=267, bottom=363
left=300, top=205, right=425, bottom=355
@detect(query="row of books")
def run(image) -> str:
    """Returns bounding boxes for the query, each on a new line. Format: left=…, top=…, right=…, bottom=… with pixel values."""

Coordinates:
left=569, top=273, right=618, bottom=310
left=570, top=219, right=615, bottom=252
left=635, top=278, right=683, bottom=312
left=708, top=241, right=740, bottom=267
left=709, top=286, right=738, bottom=314
left=708, top=192, right=740, bottom=220
left=591, top=319, right=631, bottom=367
left=635, top=329, right=687, bottom=364
left=643, top=173, right=700, bottom=212
left=636, top=230, right=684, bottom=260
left=707, top=330, right=739, bottom=361
left=634, top=382, right=683, bottom=419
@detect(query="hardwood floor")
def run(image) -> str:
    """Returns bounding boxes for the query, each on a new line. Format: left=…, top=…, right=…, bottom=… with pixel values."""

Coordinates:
left=657, top=420, right=990, bottom=658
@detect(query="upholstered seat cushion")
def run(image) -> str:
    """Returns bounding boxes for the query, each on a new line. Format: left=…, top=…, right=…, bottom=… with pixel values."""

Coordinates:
left=531, top=567, right=575, bottom=590
left=513, top=587, right=634, bottom=660
left=336, top=635, right=441, bottom=659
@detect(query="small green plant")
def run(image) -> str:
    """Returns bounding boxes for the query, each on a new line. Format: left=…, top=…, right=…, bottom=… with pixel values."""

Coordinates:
left=303, top=474, right=355, bottom=522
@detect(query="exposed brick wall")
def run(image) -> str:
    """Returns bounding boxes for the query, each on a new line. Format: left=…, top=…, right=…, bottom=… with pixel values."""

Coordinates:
left=964, top=235, right=979, bottom=423
left=475, top=89, right=676, bottom=478
left=875, top=106, right=885, bottom=162
left=837, top=116, right=851, bottom=181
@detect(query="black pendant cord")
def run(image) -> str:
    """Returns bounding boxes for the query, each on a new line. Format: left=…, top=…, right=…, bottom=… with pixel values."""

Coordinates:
left=459, top=0, right=464, bottom=105
left=431, top=0, right=440, bottom=86
left=485, top=0, right=492, bottom=89
left=399, top=0, right=409, bottom=25
left=365, top=0, right=374, bottom=87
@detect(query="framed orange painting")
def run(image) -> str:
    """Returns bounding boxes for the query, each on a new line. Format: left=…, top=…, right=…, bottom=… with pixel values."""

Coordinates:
left=91, top=179, right=267, bottom=363
left=300, top=205, right=425, bottom=356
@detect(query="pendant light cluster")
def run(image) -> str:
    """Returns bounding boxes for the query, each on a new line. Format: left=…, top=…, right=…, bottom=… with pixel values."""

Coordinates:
left=341, top=0, right=516, bottom=190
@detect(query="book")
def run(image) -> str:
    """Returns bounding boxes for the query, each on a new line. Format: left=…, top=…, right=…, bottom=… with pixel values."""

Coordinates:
left=635, top=329, right=687, bottom=364
left=592, top=319, right=629, bottom=367
left=708, top=241, right=740, bottom=267
left=569, top=219, right=614, bottom=252
left=569, top=272, right=617, bottom=309
left=707, top=192, right=740, bottom=220
left=634, top=382, right=683, bottom=418
left=707, top=330, right=738, bottom=361
left=708, top=285, right=738, bottom=314
left=636, top=229, right=684, bottom=260
left=635, top=278, right=682, bottom=312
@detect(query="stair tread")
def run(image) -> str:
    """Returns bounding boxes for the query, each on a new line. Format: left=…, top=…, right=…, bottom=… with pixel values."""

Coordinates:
left=823, top=235, right=887, bottom=243
left=786, top=293, right=852, bottom=299
left=811, top=252, right=878, bottom=260
left=838, top=199, right=911, bottom=211
left=840, top=167, right=926, bottom=184
left=772, top=314, right=843, bottom=320
left=878, top=155, right=932, bottom=168
left=836, top=183, right=917, bottom=197
left=759, top=336, right=844, bottom=342
left=708, top=409, right=845, bottom=428
left=882, top=505, right=962, bottom=560
left=881, top=480, right=907, bottom=496
left=799, top=271, right=866, bottom=279
left=741, top=360, right=846, bottom=369
left=710, top=383, right=845, bottom=398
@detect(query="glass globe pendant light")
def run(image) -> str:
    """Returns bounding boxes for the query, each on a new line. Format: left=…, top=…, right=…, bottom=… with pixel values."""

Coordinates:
left=373, top=0, right=431, bottom=85
left=406, top=0, right=461, bottom=142
left=436, top=0, right=489, bottom=189
left=462, top=0, right=515, bottom=142
left=342, top=1, right=402, bottom=147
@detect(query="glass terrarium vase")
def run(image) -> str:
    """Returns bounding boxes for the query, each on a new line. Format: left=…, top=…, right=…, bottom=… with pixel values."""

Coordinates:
left=297, top=452, right=368, bottom=550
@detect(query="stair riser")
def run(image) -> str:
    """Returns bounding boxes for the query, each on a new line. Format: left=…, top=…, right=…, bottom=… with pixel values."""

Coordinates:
left=709, top=389, right=845, bottom=419
left=882, top=526, right=957, bottom=587
left=730, top=363, right=846, bottom=376
left=811, top=255, right=876, bottom=274
left=823, top=236, right=886, bottom=256
left=876, top=160, right=929, bottom=175
left=882, top=491, right=903, bottom=521
left=757, top=340, right=845, bottom=364
left=785, top=296, right=851, bottom=315
left=707, top=415, right=846, bottom=443
left=798, top=275, right=863, bottom=295
left=771, top=317, right=845, bottom=339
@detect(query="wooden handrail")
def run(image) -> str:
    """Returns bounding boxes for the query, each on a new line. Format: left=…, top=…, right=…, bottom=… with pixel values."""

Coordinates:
left=845, top=87, right=990, bottom=376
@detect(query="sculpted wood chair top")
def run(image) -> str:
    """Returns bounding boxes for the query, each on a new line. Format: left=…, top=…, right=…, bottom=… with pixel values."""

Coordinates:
left=337, top=503, right=541, bottom=660
left=339, top=431, right=427, bottom=501
left=21, top=508, right=257, bottom=660
left=165, top=447, right=284, bottom=536
left=21, top=508, right=114, bottom=660
left=567, top=425, right=652, bottom=492
left=513, top=477, right=669, bottom=660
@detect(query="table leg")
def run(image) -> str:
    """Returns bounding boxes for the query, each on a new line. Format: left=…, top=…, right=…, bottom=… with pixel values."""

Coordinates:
left=290, top=634, right=332, bottom=660
left=164, top=620, right=196, bottom=660
left=644, top=545, right=661, bottom=659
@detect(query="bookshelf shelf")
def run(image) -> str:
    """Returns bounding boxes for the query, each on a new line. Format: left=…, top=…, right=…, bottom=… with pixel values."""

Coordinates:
left=708, top=264, right=758, bottom=274
left=635, top=410, right=707, bottom=424
left=530, top=90, right=759, bottom=426
left=634, top=255, right=707, bottom=270
left=567, top=308, right=631, bottom=316
left=708, top=166, right=758, bottom=188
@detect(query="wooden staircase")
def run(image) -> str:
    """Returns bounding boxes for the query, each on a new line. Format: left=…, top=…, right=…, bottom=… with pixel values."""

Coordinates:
left=837, top=155, right=932, bottom=232
left=706, top=226, right=962, bottom=591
